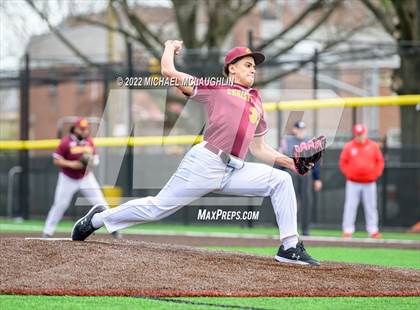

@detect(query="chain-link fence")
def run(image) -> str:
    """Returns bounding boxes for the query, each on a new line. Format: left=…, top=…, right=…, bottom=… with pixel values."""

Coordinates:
left=0, top=45, right=418, bottom=229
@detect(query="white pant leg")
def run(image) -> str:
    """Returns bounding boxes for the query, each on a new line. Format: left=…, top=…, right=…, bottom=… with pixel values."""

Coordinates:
left=79, top=173, right=108, bottom=207
left=220, top=162, right=298, bottom=240
left=342, top=181, right=362, bottom=234
left=101, top=143, right=227, bottom=232
left=43, top=173, right=80, bottom=236
left=361, top=182, right=379, bottom=234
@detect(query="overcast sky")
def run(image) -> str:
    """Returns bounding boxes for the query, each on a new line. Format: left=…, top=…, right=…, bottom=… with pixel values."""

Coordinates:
left=0, top=0, right=113, bottom=70
left=0, top=0, right=170, bottom=70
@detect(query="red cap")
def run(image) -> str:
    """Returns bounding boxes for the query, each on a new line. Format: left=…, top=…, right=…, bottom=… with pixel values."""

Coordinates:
left=74, top=117, right=90, bottom=129
left=224, top=47, right=265, bottom=76
left=353, top=124, right=366, bottom=135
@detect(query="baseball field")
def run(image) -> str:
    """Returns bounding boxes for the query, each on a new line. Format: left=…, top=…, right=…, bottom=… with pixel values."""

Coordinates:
left=1, top=220, right=419, bottom=309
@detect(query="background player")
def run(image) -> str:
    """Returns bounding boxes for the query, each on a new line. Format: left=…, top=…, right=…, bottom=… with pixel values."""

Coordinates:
left=43, top=118, right=120, bottom=238
left=72, top=41, right=325, bottom=266
left=279, top=120, right=322, bottom=236
left=340, top=124, right=384, bottom=238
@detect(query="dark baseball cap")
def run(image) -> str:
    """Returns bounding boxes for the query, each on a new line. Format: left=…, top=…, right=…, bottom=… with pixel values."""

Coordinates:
left=294, top=121, right=306, bottom=129
left=223, top=47, right=265, bottom=76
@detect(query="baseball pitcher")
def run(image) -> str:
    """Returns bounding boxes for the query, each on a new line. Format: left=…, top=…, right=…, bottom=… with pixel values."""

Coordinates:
left=71, top=41, right=325, bottom=266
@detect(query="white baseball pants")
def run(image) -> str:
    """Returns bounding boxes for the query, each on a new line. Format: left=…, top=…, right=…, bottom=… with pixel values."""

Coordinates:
left=43, top=172, right=107, bottom=236
left=101, top=142, right=298, bottom=240
left=342, top=180, right=379, bottom=234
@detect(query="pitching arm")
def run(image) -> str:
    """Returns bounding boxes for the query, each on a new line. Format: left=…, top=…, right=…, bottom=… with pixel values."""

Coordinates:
left=161, top=40, right=195, bottom=96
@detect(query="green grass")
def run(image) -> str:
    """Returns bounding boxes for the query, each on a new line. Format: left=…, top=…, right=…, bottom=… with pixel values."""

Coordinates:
left=207, top=246, right=420, bottom=270
left=0, top=295, right=419, bottom=310
left=1, top=219, right=419, bottom=240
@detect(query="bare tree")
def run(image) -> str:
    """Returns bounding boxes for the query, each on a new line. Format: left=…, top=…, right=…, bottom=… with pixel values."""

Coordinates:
left=361, top=0, right=420, bottom=146
left=25, top=0, right=97, bottom=66
left=361, top=0, right=420, bottom=226
left=75, top=1, right=347, bottom=75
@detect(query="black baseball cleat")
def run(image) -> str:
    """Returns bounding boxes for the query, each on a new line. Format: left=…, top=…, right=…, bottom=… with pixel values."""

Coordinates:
left=275, top=241, right=320, bottom=266
left=71, top=204, right=106, bottom=241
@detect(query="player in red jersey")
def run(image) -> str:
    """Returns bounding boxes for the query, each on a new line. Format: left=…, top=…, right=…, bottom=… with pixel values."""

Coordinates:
left=43, top=118, right=120, bottom=239
left=72, top=41, right=323, bottom=266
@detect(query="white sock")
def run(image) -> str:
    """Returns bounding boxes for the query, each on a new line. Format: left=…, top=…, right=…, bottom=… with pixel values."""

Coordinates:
left=282, top=235, right=298, bottom=250
left=91, top=213, right=104, bottom=229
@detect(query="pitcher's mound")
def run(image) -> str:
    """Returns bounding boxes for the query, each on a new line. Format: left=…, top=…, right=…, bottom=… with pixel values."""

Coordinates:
left=0, top=238, right=418, bottom=297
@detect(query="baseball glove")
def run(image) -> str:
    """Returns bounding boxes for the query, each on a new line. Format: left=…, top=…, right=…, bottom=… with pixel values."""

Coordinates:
left=79, top=153, right=92, bottom=167
left=293, top=135, right=327, bottom=176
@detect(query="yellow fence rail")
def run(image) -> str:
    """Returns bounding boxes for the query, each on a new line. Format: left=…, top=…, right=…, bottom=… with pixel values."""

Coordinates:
left=0, top=135, right=204, bottom=150
left=264, top=94, right=420, bottom=112
left=1, top=95, right=419, bottom=151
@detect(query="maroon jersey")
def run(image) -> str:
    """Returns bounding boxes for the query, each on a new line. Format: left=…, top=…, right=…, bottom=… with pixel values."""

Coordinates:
left=190, top=82, right=268, bottom=159
left=52, top=135, right=96, bottom=179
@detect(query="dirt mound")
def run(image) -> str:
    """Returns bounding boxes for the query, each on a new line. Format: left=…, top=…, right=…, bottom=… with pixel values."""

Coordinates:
left=1, top=232, right=418, bottom=249
left=0, top=238, right=419, bottom=297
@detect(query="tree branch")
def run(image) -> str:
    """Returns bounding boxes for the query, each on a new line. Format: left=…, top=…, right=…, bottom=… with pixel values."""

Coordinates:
left=391, top=0, right=414, bottom=40
left=109, top=0, right=124, bottom=30
left=109, top=0, right=136, bottom=59
left=257, top=0, right=324, bottom=50
left=201, top=0, right=258, bottom=48
left=269, top=1, right=340, bottom=59
left=255, top=20, right=374, bottom=86
left=76, top=16, right=139, bottom=42
left=120, top=0, right=164, bottom=50
left=416, top=0, right=420, bottom=41
left=223, top=0, right=259, bottom=42
left=233, top=0, right=259, bottom=21
left=115, top=0, right=163, bottom=58
left=360, top=0, right=395, bottom=35
left=25, top=0, right=97, bottom=67
left=172, top=0, right=198, bottom=48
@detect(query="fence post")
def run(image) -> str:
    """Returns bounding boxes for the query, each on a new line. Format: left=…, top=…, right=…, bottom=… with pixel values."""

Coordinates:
left=126, top=42, right=134, bottom=198
left=102, top=65, right=110, bottom=183
left=381, top=137, right=388, bottom=226
left=312, top=49, right=319, bottom=224
left=247, top=30, right=254, bottom=228
left=312, top=48, right=318, bottom=135
left=19, top=53, right=30, bottom=219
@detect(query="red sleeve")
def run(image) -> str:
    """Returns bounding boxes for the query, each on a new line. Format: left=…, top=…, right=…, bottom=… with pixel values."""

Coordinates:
left=254, top=112, right=268, bottom=137
left=188, top=78, right=217, bottom=104
left=339, top=144, right=350, bottom=177
left=374, top=143, right=384, bottom=178
left=253, top=90, right=268, bottom=137
left=53, top=137, right=68, bottom=160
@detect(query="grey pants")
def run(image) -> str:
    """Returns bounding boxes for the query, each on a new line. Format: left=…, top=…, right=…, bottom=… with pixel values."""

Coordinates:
left=342, top=180, right=379, bottom=234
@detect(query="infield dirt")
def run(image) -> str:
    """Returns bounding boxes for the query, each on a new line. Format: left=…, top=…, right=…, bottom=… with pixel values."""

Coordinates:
left=0, top=238, right=419, bottom=297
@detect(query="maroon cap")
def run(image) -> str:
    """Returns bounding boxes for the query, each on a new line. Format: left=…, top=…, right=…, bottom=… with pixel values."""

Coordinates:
left=223, top=47, right=265, bottom=76
left=74, top=117, right=90, bottom=129
left=353, top=124, right=366, bottom=135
